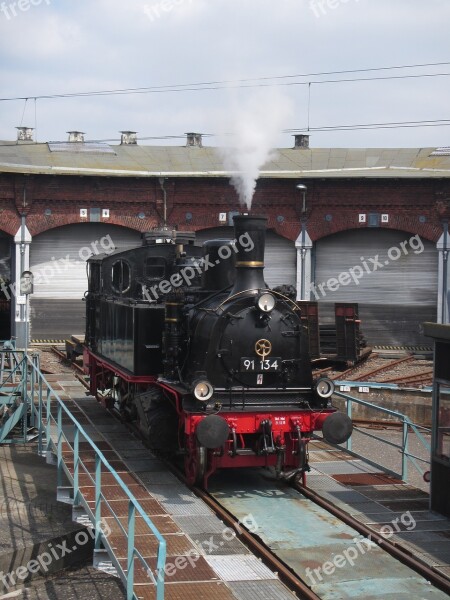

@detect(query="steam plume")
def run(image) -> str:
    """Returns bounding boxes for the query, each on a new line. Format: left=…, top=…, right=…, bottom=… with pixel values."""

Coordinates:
left=218, top=90, right=293, bottom=210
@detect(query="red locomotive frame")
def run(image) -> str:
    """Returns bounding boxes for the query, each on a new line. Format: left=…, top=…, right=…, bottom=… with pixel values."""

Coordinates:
left=84, top=347, right=336, bottom=488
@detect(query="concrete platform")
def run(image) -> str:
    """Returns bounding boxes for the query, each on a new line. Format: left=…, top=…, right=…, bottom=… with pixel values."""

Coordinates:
left=307, top=439, right=450, bottom=582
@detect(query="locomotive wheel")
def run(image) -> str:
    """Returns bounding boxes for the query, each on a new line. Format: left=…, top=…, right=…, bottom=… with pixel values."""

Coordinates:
left=112, top=377, right=131, bottom=416
left=136, top=386, right=178, bottom=452
left=184, top=437, right=207, bottom=486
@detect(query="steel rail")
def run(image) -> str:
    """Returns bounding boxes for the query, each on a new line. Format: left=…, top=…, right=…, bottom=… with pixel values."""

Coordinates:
left=50, top=345, right=85, bottom=373
left=380, top=369, right=434, bottom=384
left=293, top=481, right=450, bottom=596
left=347, top=354, right=415, bottom=381
left=192, top=485, right=322, bottom=600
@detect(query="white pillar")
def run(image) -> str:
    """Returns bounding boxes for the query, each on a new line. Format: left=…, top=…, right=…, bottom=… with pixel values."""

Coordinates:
left=437, top=227, right=450, bottom=324
left=295, top=222, right=313, bottom=300
left=13, top=221, right=32, bottom=348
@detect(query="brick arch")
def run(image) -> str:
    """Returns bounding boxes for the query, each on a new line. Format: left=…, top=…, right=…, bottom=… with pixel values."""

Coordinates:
left=27, top=214, right=159, bottom=237
left=0, top=212, right=20, bottom=236
left=310, top=214, right=442, bottom=244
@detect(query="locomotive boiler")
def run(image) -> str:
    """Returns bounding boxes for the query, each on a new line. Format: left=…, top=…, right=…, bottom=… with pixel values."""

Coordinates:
left=84, top=214, right=352, bottom=487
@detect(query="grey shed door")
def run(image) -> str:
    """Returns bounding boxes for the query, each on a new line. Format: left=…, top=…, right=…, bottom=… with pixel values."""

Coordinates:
left=314, top=228, right=438, bottom=347
left=195, top=227, right=296, bottom=289
left=29, top=224, right=142, bottom=340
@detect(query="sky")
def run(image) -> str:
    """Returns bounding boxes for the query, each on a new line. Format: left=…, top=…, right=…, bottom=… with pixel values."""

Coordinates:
left=1, top=0, right=450, bottom=148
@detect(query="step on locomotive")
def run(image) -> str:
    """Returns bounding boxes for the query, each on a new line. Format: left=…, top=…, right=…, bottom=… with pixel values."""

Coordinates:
left=84, top=214, right=352, bottom=487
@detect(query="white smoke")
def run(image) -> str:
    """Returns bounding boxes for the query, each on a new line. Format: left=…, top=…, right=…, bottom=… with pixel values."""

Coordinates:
left=218, top=90, right=293, bottom=210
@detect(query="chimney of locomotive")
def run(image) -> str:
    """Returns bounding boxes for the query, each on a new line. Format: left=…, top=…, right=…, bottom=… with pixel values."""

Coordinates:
left=229, top=214, right=267, bottom=295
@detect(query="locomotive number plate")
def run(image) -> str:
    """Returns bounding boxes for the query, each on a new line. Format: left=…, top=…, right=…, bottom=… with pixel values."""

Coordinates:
left=240, top=358, right=281, bottom=372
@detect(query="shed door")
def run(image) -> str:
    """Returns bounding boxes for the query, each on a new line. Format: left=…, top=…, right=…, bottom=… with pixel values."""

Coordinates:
left=195, top=227, right=296, bottom=288
left=314, top=229, right=438, bottom=347
left=29, top=224, right=141, bottom=340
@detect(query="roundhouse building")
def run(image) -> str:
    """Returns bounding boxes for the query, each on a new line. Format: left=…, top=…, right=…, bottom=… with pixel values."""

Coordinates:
left=0, top=129, right=449, bottom=348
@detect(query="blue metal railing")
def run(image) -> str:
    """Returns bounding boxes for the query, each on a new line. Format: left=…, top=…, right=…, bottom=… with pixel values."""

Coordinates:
left=333, top=390, right=431, bottom=482
left=0, top=344, right=38, bottom=443
left=1, top=349, right=166, bottom=600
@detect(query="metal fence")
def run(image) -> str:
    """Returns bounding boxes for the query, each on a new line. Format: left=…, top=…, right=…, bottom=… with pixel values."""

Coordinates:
left=334, top=390, right=431, bottom=482
left=0, top=346, right=166, bottom=600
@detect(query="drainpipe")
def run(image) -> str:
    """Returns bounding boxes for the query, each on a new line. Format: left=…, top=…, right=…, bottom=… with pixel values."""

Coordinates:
left=442, top=220, right=448, bottom=323
left=159, top=177, right=167, bottom=228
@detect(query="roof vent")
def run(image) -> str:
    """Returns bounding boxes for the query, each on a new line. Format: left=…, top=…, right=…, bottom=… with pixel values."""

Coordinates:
left=120, top=131, right=137, bottom=145
left=186, top=132, right=203, bottom=147
left=67, top=131, right=85, bottom=143
left=293, top=134, right=310, bottom=149
left=430, top=147, right=450, bottom=156
left=16, top=127, right=34, bottom=142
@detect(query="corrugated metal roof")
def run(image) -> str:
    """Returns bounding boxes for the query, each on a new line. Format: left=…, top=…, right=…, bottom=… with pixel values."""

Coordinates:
left=1, top=142, right=450, bottom=178
left=48, top=142, right=116, bottom=154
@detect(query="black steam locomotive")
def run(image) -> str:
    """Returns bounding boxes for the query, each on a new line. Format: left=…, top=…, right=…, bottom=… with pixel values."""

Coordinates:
left=84, top=215, right=352, bottom=487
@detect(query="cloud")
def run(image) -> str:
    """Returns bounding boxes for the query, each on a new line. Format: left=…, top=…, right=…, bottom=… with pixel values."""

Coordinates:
left=0, top=0, right=449, bottom=147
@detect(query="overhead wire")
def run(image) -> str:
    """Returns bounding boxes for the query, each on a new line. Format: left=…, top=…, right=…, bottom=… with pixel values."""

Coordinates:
left=1, top=61, right=450, bottom=102
left=2, top=60, right=450, bottom=143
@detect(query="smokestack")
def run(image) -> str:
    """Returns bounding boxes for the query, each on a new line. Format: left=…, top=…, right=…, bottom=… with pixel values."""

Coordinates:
left=229, top=214, right=267, bottom=295
left=16, top=127, right=34, bottom=142
left=185, top=132, right=203, bottom=147
left=67, top=131, right=85, bottom=143
left=293, top=134, right=310, bottom=148
left=120, top=131, right=137, bottom=145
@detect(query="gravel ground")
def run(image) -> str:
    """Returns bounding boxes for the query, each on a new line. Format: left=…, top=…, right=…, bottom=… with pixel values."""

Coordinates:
left=315, top=352, right=434, bottom=388
left=33, top=347, right=74, bottom=376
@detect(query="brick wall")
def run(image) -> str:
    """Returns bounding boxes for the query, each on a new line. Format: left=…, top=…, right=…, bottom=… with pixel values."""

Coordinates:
left=0, top=173, right=449, bottom=241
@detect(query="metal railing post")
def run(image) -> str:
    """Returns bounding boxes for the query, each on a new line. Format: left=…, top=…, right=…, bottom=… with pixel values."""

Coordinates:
left=22, top=357, right=28, bottom=441
left=57, top=403, right=63, bottom=488
left=37, top=376, right=44, bottom=455
left=402, top=419, right=409, bottom=482
left=156, top=539, right=166, bottom=600
left=95, top=453, right=102, bottom=550
left=74, top=427, right=80, bottom=505
left=46, top=389, right=52, bottom=453
left=30, top=357, right=35, bottom=428
left=346, top=398, right=352, bottom=452
left=127, top=501, right=136, bottom=600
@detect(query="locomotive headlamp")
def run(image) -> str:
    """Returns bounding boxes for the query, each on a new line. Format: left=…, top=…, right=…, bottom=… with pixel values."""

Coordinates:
left=314, top=377, right=335, bottom=399
left=193, top=380, right=214, bottom=402
left=256, top=292, right=276, bottom=313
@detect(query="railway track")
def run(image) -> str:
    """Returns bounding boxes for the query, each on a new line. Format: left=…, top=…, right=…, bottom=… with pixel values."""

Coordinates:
left=324, top=353, right=433, bottom=387
left=193, top=482, right=322, bottom=600
left=40, top=347, right=449, bottom=599
left=192, top=471, right=450, bottom=600
left=50, top=345, right=85, bottom=374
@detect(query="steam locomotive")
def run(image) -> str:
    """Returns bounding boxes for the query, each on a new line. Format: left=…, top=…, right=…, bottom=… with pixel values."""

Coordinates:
left=84, top=214, right=352, bottom=487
